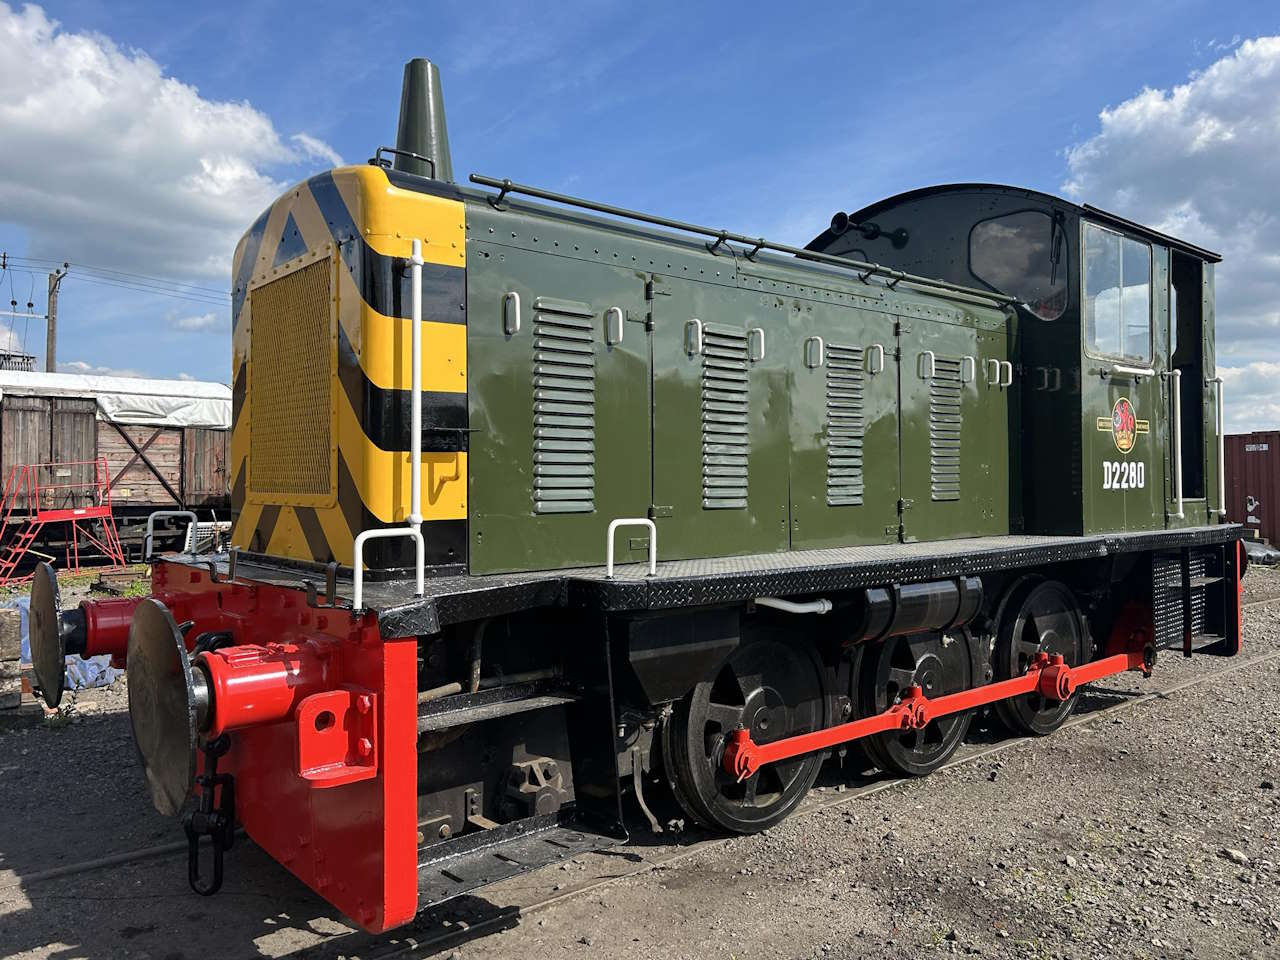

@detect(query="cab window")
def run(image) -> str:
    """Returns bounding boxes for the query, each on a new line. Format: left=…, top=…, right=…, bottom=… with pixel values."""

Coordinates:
left=969, top=210, right=1067, bottom=321
left=1083, top=223, right=1151, bottom=362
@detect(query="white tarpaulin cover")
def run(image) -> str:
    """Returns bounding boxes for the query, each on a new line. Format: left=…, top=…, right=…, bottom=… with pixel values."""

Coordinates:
left=0, top=371, right=231, bottom=429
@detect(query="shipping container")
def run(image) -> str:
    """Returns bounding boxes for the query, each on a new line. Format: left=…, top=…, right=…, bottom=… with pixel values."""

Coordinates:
left=1225, top=430, right=1280, bottom=545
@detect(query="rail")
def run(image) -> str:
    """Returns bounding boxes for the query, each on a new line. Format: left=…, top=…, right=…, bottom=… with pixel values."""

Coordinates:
left=605, top=518, right=656, bottom=579
left=143, top=510, right=198, bottom=562
left=1209, top=374, right=1225, bottom=515
left=1168, top=369, right=1184, bottom=519
left=469, top=175, right=1014, bottom=308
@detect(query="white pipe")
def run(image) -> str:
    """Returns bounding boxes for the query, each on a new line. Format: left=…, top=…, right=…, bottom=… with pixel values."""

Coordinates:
left=754, top=596, right=833, bottom=615
left=1169, top=369, right=1184, bottom=519
left=409, top=239, right=424, bottom=530
left=1210, top=374, right=1225, bottom=515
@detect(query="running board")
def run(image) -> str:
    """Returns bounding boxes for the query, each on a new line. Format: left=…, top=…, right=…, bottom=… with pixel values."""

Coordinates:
left=417, top=813, right=620, bottom=907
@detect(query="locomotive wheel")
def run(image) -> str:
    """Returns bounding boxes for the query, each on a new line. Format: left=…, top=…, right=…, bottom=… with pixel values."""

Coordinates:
left=857, top=630, right=973, bottom=777
left=992, top=579, right=1087, bottom=736
left=30, top=563, right=67, bottom=709
left=661, top=638, right=826, bottom=834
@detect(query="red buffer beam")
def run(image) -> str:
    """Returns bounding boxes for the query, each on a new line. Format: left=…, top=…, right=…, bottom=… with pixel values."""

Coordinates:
left=723, top=646, right=1154, bottom=782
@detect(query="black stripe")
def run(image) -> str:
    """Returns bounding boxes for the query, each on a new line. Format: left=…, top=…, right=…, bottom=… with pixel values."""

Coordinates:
left=231, top=362, right=245, bottom=429
left=294, top=507, right=332, bottom=563
left=382, top=168, right=467, bottom=202
left=336, top=451, right=364, bottom=540
left=231, top=462, right=245, bottom=512
left=254, top=505, right=280, bottom=553
left=337, top=448, right=465, bottom=571
left=232, top=208, right=271, bottom=328
left=337, top=324, right=467, bottom=453
left=307, top=172, right=465, bottom=325
left=273, top=211, right=308, bottom=266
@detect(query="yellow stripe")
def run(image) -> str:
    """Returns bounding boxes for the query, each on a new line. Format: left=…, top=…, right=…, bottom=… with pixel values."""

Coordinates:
left=231, top=501, right=263, bottom=550
left=361, top=313, right=466, bottom=393
left=334, top=166, right=465, bottom=268
left=265, top=506, right=310, bottom=559
left=337, top=390, right=466, bottom=523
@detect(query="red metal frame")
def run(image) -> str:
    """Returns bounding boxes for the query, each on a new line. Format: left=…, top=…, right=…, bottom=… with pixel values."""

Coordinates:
left=723, top=642, right=1154, bottom=783
left=150, top=562, right=419, bottom=933
left=0, top=459, right=126, bottom=584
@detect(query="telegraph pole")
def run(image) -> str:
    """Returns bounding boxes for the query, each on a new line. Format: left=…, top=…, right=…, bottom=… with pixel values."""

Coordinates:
left=46, top=265, right=68, bottom=373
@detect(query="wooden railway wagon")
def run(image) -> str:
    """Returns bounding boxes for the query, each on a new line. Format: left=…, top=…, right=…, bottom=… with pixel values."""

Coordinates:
left=30, top=59, right=1243, bottom=936
left=0, top=371, right=230, bottom=558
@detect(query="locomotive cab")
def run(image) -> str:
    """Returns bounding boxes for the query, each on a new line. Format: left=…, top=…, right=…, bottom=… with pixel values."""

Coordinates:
left=808, top=185, right=1225, bottom=537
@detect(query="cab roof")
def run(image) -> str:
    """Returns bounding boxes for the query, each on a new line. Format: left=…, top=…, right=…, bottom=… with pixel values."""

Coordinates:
left=807, top=183, right=1222, bottom=264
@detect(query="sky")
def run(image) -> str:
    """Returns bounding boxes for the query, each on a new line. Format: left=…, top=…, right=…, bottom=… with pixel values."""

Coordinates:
left=0, top=1, right=1278, bottom=429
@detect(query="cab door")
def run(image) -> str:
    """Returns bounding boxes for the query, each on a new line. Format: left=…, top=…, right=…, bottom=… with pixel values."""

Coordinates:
left=1079, top=222, right=1165, bottom=533
left=789, top=299, right=899, bottom=548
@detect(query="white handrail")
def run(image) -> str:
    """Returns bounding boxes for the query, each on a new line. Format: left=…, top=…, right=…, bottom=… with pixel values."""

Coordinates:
left=1210, top=374, right=1225, bottom=515
left=755, top=596, right=833, bottom=615
left=353, top=528, right=424, bottom=611
left=409, top=239, right=424, bottom=531
left=605, top=518, right=657, bottom=578
left=1168, top=369, right=1184, bottom=519
left=1111, top=363, right=1156, bottom=378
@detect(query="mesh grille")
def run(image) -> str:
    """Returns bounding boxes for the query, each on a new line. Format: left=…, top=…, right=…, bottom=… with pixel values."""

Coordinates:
left=533, top=298, right=596, bottom=514
left=929, top=356, right=964, bottom=502
left=248, top=257, right=334, bottom=500
left=825, top=344, right=865, bottom=506
left=701, top=325, right=750, bottom=510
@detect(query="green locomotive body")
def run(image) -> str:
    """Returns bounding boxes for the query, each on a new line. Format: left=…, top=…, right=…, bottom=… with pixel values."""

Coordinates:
left=31, top=58, right=1244, bottom=934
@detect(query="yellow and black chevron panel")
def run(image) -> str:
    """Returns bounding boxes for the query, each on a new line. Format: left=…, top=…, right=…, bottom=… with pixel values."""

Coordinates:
left=228, top=165, right=467, bottom=573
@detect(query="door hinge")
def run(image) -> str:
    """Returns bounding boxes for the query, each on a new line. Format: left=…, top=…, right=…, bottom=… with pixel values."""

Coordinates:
left=897, top=498, right=913, bottom=514
left=895, top=320, right=911, bottom=336
left=648, top=504, right=673, bottom=519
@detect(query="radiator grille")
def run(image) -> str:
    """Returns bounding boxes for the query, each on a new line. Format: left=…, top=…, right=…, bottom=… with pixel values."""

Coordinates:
left=825, top=344, right=865, bottom=506
left=701, top=324, right=750, bottom=510
left=248, top=257, right=334, bottom=501
left=533, top=297, right=596, bottom=514
left=929, top=356, right=964, bottom=502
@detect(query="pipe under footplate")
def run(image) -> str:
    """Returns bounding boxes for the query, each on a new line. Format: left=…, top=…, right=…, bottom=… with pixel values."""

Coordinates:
left=197, top=639, right=337, bottom=739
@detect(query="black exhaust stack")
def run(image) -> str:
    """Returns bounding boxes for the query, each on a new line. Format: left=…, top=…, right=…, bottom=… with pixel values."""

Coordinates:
left=394, top=58, right=453, bottom=182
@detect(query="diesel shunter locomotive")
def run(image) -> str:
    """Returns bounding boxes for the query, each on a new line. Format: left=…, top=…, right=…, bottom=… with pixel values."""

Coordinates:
left=29, top=59, right=1244, bottom=932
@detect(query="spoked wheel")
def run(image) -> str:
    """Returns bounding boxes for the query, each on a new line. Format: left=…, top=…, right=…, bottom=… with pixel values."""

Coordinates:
left=992, top=579, right=1087, bottom=736
left=857, top=629, right=974, bottom=776
left=662, top=638, right=827, bottom=834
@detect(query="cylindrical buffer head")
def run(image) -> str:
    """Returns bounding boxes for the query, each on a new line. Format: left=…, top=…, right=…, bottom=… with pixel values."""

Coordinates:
left=127, top=599, right=200, bottom=817
left=29, top=562, right=85, bottom=708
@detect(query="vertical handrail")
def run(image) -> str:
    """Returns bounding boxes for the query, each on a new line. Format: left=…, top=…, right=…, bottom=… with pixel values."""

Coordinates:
left=1168, top=369, right=1184, bottom=519
left=352, top=238, right=428, bottom=611
left=1209, top=375, right=1225, bottom=515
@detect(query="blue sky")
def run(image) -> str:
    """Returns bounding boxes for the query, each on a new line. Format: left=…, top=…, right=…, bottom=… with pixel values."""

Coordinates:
left=1, top=1, right=1278, bottom=425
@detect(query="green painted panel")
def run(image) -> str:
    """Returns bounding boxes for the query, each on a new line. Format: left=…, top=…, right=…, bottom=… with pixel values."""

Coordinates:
left=789, top=299, right=899, bottom=548
left=650, top=275, right=789, bottom=559
left=467, top=239, right=652, bottom=574
left=898, top=317, right=1009, bottom=541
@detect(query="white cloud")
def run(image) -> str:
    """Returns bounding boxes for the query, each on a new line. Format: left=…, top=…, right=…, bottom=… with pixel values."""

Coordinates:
left=1063, top=36, right=1280, bottom=431
left=58, top=359, right=145, bottom=378
left=0, top=4, right=341, bottom=281
left=291, top=133, right=343, bottom=168
left=173, top=312, right=222, bottom=332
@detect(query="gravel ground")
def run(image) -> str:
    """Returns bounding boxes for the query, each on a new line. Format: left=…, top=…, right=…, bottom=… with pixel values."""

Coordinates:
left=1, top=567, right=1278, bottom=960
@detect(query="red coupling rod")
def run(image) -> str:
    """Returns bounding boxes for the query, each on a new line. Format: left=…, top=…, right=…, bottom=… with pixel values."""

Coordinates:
left=723, top=647, right=1152, bottom=782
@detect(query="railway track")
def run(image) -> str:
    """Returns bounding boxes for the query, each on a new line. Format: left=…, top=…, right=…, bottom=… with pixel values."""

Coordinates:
left=7, top=595, right=1280, bottom=958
